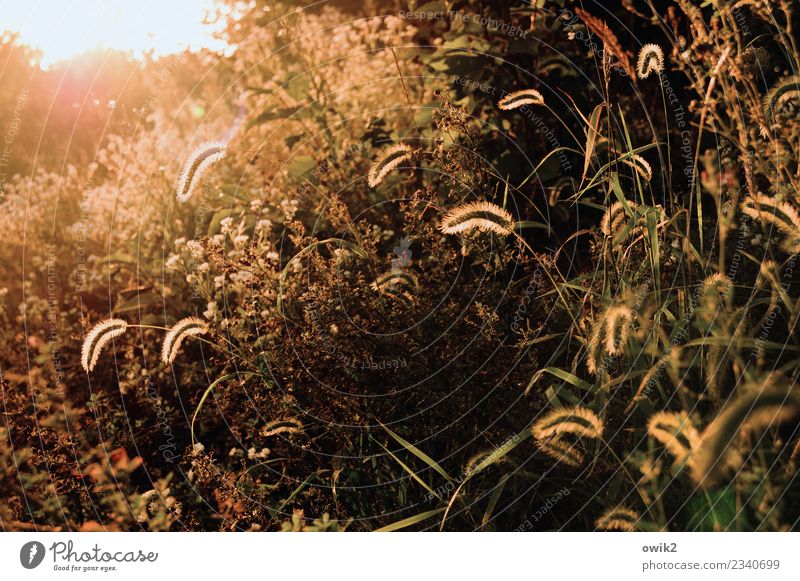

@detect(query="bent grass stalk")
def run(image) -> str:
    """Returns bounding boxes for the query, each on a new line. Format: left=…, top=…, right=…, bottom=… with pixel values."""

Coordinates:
left=191, top=371, right=258, bottom=446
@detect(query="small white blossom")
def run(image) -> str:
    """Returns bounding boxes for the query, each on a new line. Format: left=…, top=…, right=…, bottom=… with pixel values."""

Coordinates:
left=185, top=240, right=204, bottom=259
left=220, top=216, right=234, bottom=234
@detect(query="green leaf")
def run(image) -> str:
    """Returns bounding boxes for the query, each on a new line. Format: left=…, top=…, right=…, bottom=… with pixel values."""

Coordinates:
left=207, top=209, right=237, bottom=236
left=684, top=488, right=742, bottom=531
left=582, top=103, right=604, bottom=180
left=373, top=437, right=437, bottom=497
left=526, top=367, right=592, bottom=395
left=380, top=422, right=452, bottom=481
left=288, top=156, right=316, bottom=179
left=374, top=508, right=446, bottom=532
left=191, top=372, right=255, bottom=445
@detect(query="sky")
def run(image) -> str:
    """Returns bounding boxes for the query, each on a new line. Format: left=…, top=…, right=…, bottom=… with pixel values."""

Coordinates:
left=0, top=0, right=230, bottom=67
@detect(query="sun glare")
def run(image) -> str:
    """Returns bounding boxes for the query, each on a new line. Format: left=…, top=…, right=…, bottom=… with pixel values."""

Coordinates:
left=0, top=0, right=227, bottom=67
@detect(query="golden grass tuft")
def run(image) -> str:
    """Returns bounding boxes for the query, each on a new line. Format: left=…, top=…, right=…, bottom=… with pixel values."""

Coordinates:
left=600, top=201, right=638, bottom=238
left=621, top=154, right=652, bottom=182
left=604, top=305, right=633, bottom=356
left=636, top=44, right=665, bottom=79
left=647, top=411, right=700, bottom=464
left=440, top=201, right=514, bottom=236
left=532, top=405, right=604, bottom=440
left=595, top=506, right=640, bottom=531
left=372, top=271, right=419, bottom=304
left=534, top=436, right=585, bottom=468
left=498, top=89, right=545, bottom=110
left=260, top=418, right=304, bottom=437
left=762, top=75, right=800, bottom=121
left=367, top=143, right=414, bottom=188
left=740, top=194, right=800, bottom=253
left=161, top=317, right=209, bottom=365
left=81, top=318, right=128, bottom=372
left=690, top=375, right=800, bottom=487
left=176, top=141, right=227, bottom=203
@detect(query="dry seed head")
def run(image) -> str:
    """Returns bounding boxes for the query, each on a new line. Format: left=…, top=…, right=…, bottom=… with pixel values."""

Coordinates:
left=534, top=436, right=585, bottom=467
left=600, top=201, right=638, bottom=238
left=574, top=8, right=636, bottom=79
left=261, top=418, right=304, bottom=437
left=741, top=194, right=800, bottom=236
left=367, top=143, right=414, bottom=188
left=81, top=318, right=128, bottom=372
left=604, top=305, right=633, bottom=356
left=161, top=317, right=209, bottom=365
left=538, top=56, right=573, bottom=77
left=498, top=89, right=545, bottom=110
left=701, top=273, right=732, bottom=296
left=762, top=76, right=800, bottom=121
left=176, top=141, right=227, bottom=203
left=636, top=44, right=665, bottom=79
left=464, top=450, right=492, bottom=476
left=595, top=507, right=640, bottom=531
left=690, top=374, right=800, bottom=487
left=741, top=195, right=800, bottom=254
left=372, top=271, right=419, bottom=292
left=647, top=411, right=700, bottom=463
left=621, top=154, right=652, bottom=182
left=440, top=201, right=514, bottom=236
left=372, top=271, right=418, bottom=304
left=586, top=316, right=605, bottom=375
left=532, top=405, right=604, bottom=440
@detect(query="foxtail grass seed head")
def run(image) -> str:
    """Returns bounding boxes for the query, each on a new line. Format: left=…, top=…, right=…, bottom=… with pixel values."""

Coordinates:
left=161, top=317, right=209, bottom=365
left=464, top=450, right=492, bottom=476
left=440, top=201, right=514, bottom=236
left=367, top=143, right=413, bottom=188
left=532, top=406, right=604, bottom=440
left=741, top=194, right=800, bottom=236
left=498, top=89, right=545, bottom=110
left=603, top=305, right=633, bottom=356
left=762, top=76, right=800, bottom=121
left=81, top=318, right=128, bottom=372
left=372, top=271, right=419, bottom=292
left=600, top=201, right=638, bottom=238
left=176, top=141, right=227, bottom=203
left=621, top=154, right=652, bottom=182
left=700, top=273, right=732, bottom=307
left=595, top=507, right=640, bottom=531
left=741, top=195, right=800, bottom=253
left=636, top=44, right=665, bottom=79
left=586, top=315, right=606, bottom=375
left=690, top=375, right=800, bottom=487
left=647, top=411, right=700, bottom=464
left=260, top=418, right=304, bottom=437
left=372, top=271, right=418, bottom=304
left=535, top=436, right=585, bottom=467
